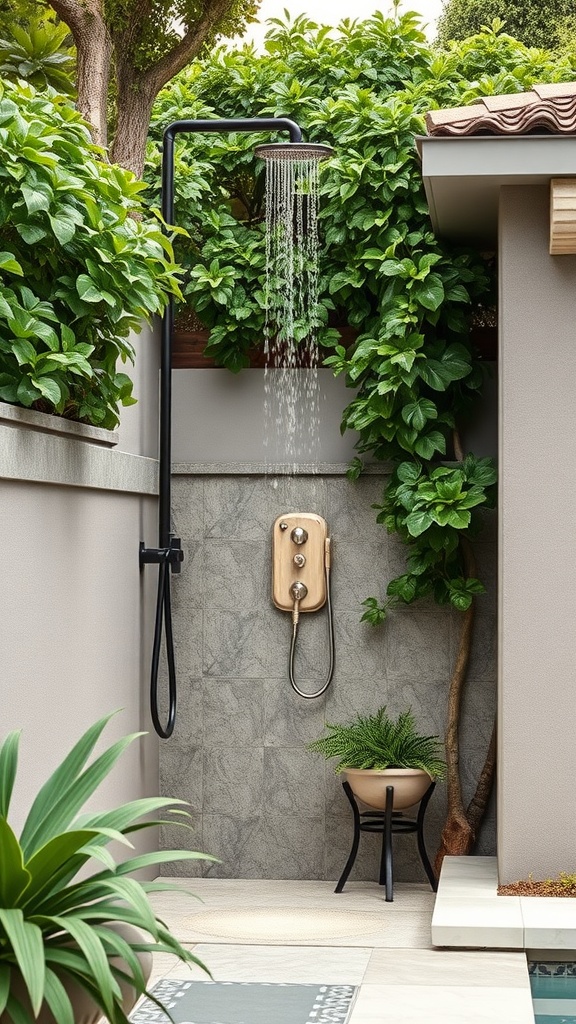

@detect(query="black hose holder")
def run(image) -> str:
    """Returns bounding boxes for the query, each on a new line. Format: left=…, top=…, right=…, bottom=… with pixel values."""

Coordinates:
left=139, top=539, right=183, bottom=572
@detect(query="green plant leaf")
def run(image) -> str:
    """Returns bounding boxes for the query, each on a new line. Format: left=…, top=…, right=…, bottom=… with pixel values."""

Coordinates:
left=0, top=252, right=23, bottom=276
left=93, top=926, right=146, bottom=993
left=360, top=598, right=388, bottom=625
left=0, top=964, right=9, bottom=1016
left=4, top=993, right=34, bottom=1024
left=21, top=830, right=103, bottom=906
left=405, top=509, right=433, bottom=537
left=396, top=461, right=421, bottom=484
left=0, top=819, right=30, bottom=907
left=386, top=574, right=417, bottom=602
left=49, top=916, right=121, bottom=1019
left=0, top=731, right=20, bottom=818
left=413, top=274, right=444, bottom=310
left=414, top=431, right=446, bottom=459
left=0, top=910, right=45, bottom=1016
left=19, top=712, right=117, bottom=858
left=43, top=969, right=74, bottom=1024
left=22, top=731, right=144, bottom=859
left=74, top=796, right=190, bottom=833
left=31, top=376, right=61, bottom=405
left=307, top=706, right=445, bottom=777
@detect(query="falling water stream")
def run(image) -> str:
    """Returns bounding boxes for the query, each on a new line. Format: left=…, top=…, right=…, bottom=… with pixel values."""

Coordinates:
left=261, top=150, right=323, bottom=472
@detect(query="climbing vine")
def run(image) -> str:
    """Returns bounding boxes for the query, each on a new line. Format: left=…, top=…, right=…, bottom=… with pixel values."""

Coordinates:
left=147, top=16, right=575, bottom=863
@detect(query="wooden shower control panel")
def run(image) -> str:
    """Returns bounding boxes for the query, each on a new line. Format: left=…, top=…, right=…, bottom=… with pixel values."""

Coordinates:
left=272, top=512, right=328, bottom=613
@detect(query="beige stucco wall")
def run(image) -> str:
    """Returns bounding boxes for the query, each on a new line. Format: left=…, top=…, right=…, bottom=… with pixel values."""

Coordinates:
left=0, top=322, right=162, bottom=851
left=116, top=319, right=160, bottom=459
left=498, top=184, right=576, bottom=883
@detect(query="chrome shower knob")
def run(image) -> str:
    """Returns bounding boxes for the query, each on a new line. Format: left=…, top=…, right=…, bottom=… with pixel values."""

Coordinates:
left=291, top=527, right=308, bottom=545
left=290, top=581, right=308, bottom=602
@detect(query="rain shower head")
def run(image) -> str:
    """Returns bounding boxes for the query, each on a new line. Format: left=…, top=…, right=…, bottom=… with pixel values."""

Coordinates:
left=254, top=141, right=333, bottom=161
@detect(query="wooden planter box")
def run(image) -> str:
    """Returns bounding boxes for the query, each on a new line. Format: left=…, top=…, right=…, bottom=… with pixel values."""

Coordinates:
left=172, top=325, right=497, bottom=369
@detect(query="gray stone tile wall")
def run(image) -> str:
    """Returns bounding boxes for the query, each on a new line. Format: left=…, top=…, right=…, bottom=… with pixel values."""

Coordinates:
left=160, top=472, right=497, bottom=882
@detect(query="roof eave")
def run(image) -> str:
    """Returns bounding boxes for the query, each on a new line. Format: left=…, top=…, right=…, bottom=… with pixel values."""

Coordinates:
left=417, top=134, right=576, bottom=245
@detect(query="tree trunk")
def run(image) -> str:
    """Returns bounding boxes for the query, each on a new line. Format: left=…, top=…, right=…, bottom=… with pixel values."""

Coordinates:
left=50, top=0, right=112, bottom=148
left=75, top=14, right=112, bottom=148
left=433, top=533, right=497, bottom=876
left=110, top=74, right=156, bottom=177
left=467, top=720, right=496, bottom=834
left=434, top=594, right=476, bottom=875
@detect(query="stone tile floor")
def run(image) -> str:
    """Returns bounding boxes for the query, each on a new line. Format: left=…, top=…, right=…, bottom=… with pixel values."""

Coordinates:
left=143, top=878, right=535, bottom=1024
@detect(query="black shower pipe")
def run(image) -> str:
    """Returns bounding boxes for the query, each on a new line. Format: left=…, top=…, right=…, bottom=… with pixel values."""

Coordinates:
left=140, top=118, right=304, bottom=738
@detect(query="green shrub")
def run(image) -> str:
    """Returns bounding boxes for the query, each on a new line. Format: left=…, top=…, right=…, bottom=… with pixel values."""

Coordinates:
left=0, top=78, right=181, bottom=428
left=147, top=14, right=573, bottom=374
left=0, top=18, right=75, bottom=94
left=145, top=16, right=571, bottom=606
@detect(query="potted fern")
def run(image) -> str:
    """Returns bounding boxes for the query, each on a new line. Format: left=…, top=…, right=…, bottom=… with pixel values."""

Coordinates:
left=308, top=706, right=446, bottom=810
left=0, top=713, right=213, bottom=1024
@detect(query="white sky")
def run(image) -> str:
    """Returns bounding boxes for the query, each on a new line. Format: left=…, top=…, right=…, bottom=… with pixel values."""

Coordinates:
left=237, top=0, right=443, bottom=48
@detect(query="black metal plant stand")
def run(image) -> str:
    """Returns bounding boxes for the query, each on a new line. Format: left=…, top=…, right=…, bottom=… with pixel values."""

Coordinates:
left=334, top=780, right=437, bottom=902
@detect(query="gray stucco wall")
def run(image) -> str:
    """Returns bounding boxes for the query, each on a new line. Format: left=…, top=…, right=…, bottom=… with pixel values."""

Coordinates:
left=498, top=185, right=576, bottom=884
left=161, top=368, right=497, bottom=882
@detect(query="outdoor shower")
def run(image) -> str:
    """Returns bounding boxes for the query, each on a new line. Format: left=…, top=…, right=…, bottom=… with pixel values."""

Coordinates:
left=140, top=118, right=333, bottom=737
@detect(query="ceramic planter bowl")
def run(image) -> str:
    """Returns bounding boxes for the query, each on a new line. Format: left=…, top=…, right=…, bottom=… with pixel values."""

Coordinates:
left=344, top=767, right=432, bottom=810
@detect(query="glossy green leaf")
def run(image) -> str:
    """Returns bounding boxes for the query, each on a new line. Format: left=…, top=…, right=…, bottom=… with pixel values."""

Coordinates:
left=0, top=252, right=23, bottom=276
left=395, top=462, right=421, bottom=485
left=31, top=376, right=61, bottom=404
left=405, top=509, right=433, bottom=537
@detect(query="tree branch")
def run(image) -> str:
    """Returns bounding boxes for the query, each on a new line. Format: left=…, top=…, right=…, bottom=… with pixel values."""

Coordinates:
left=142, top=0, right=237, bottom=93
left=433, top=534, right=477, bottom=875
left=49, top=0, right=101, bottom=33
left=453, top=426, right=465, bottom=462
left=110, top=0, right=155, bottom=64
left=49, top=0, right=85, bottom=33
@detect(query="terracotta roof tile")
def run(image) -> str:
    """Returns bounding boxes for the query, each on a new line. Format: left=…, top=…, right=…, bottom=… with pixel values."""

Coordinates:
left=481, top=92, right=538, bottom=111
left=425, top=103, right=486, bottom=126
left=425, top=83, right=576, bottom=137
left=532, top=82, right=576, bottom=98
